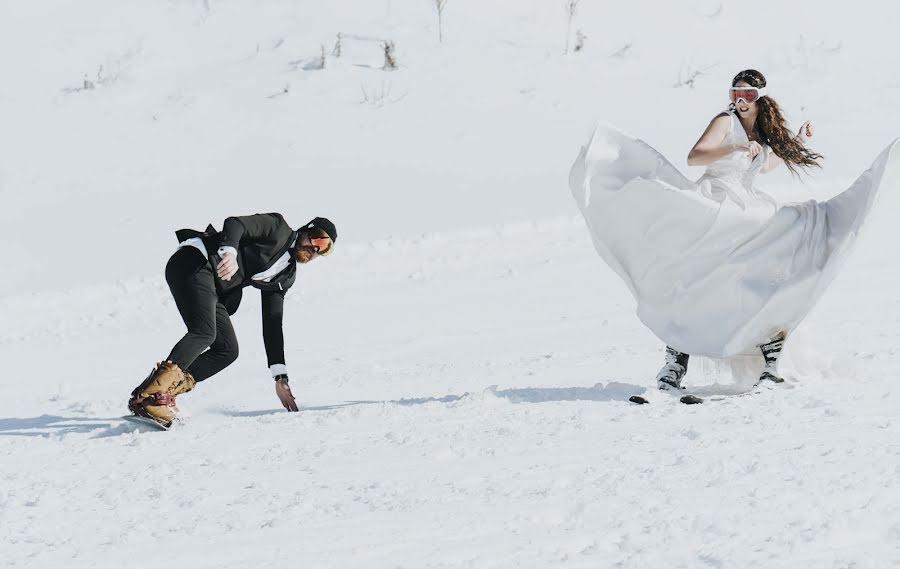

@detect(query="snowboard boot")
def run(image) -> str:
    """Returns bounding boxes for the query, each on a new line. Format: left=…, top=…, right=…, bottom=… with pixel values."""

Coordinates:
left=656, top=346, right=690, bottom=391
left=758, top=333, right=786, bottom=384
left=128, top=361, right=196, bottom=427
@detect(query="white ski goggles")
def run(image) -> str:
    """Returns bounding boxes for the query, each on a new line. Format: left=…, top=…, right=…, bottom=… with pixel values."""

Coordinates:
left=729, top=86, right=768, bottom=104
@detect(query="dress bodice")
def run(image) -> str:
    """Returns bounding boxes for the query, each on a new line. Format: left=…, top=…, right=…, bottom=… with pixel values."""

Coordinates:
left=698, top=112, right=776, bottom=213
left=703, top=111, right=768, bottom=186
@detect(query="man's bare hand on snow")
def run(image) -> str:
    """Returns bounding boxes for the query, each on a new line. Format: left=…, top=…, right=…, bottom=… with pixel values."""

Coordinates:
left=275, top=378, right=299, bottom=412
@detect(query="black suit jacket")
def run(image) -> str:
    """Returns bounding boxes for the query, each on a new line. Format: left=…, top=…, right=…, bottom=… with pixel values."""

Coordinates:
left=175, top=212, right=299, bottom=367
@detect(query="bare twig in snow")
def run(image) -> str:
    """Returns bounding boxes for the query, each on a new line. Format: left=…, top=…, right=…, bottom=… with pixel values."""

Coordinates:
left=823, top=40, right=843, bottom=54
left=435, top=0, right=448, bottom=43
left=674, top=61, right=718, bottom=89
left=62, top=61, right=123, bottom=94
left=574, top=30, right=586, bottom=53
left=788, top=35, right=843, bottom=75
left=81, top=71, right=97, bottom=92
left=359, top=81, right=408, bottom=107
left=383, top=41, right=397, bottom=70
left=564, top=0, right=580, bottom=54
left=610, top=43, right=633, bottom=59
left=267, top=84, right=290, bottom=99
left=360, top=82, right=389, bottom=107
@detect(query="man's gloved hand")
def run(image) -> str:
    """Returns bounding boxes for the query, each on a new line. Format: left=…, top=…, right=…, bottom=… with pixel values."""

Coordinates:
left=275, top=376, right=298, bottom=412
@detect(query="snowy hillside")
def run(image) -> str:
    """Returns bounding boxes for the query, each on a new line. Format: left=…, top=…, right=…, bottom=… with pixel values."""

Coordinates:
left=3, top=0, right=900, bottom=567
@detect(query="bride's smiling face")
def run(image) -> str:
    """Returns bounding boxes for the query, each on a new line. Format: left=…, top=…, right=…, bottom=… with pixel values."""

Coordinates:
left=732, top=80, right=757, bottom=117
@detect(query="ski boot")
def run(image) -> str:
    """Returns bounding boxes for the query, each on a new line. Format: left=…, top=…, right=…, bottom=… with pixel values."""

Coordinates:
left=656, top=346, right=690, bottom=391
left=128, top=361, right=196, bottom=428
left=758, top=333, right=785, bottom=384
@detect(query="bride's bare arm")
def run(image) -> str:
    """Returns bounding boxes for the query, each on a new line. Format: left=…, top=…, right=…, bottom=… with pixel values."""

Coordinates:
left=687, top=114, right=741, bottom=166
left=760, top=121, right=814, bottom=174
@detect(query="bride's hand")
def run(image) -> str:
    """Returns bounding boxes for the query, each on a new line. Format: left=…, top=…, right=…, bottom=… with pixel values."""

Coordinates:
left=797, top=120, right=814, bottom=140
left=736, top=141, right=763, bottom=159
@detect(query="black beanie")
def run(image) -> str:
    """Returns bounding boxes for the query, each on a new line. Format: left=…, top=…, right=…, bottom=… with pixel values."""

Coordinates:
left=304, top=217, right=337, bottom=242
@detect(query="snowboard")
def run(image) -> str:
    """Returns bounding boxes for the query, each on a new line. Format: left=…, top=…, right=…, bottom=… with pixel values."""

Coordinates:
left=122, top=414, right=170, bottom=431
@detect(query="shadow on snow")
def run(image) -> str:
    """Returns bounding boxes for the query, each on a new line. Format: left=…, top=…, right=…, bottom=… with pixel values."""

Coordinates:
left=222, top=381, right=645, bottom=418
left=0, top=414, right=143, bottom=438
left=0, top=382, right=649, bottom=435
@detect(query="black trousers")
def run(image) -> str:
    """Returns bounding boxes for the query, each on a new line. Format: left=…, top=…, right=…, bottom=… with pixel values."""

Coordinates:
left=164, top=247, right=239, bottom=382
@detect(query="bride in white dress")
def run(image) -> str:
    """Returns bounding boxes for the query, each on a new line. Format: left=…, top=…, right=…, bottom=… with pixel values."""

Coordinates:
left=568, top=69, right=899, bottom=390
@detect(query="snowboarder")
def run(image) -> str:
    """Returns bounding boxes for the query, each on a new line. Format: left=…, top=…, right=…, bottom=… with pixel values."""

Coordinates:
left=128, top=213, right=337, bottom=427
left=569, top=68, right=899, bottom=392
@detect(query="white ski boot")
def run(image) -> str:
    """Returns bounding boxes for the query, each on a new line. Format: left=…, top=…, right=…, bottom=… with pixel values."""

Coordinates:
left=656, top=346, right=690, bottom=391
left=758, top=333, right=785, bottom=384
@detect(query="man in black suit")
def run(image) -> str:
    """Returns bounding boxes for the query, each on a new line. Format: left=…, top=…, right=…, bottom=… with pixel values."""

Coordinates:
left=128, top=213, right=337, bottom=427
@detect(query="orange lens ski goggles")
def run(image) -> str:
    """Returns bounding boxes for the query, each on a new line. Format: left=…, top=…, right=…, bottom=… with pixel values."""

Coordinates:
left=308, top=227, right=334, bottom=256
left=729, top=86, right=767, bottom=104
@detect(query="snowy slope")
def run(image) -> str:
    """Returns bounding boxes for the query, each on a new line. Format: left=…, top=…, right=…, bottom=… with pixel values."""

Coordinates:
left=3, top=1, right=900, bottom=567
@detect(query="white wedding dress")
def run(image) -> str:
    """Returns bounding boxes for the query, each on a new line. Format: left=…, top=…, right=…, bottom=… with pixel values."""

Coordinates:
left=569, top=112, right=899, bottom=359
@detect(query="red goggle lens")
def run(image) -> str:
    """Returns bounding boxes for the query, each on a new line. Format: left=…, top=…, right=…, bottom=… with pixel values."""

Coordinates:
left=729, top=88, right=760, bottom=104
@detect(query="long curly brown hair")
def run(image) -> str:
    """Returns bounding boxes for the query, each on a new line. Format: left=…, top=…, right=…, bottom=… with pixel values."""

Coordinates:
left=731, top=69, right=823, bottom=175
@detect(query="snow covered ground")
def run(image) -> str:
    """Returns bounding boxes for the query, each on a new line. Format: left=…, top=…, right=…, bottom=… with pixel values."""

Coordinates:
left=3, top=1, right=900, bottom=567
